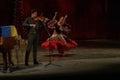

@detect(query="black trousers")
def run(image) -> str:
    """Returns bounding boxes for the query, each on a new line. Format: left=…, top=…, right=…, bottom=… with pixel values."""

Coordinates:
left=25, top=33, right=39, bottom=64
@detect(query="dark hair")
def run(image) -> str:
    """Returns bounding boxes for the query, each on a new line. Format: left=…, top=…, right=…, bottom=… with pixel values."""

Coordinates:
left=31, top=9, right=37, bottom=14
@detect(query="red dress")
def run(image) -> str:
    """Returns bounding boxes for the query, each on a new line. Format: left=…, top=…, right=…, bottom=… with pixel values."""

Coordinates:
left=41, top=30, right=78, bottom=53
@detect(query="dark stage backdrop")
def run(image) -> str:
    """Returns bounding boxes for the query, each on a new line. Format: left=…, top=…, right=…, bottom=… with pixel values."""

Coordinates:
left=0, top=0, right=119, bottom=40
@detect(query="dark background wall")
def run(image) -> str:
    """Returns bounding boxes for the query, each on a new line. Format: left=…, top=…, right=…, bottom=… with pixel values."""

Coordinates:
left=0, top=0, right=119, bottom=40
left=108, top=1, right=120, bottom=40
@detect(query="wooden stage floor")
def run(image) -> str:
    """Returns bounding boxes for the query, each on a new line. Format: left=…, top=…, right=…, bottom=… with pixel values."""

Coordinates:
left=0, top=39, right=120, bottom=79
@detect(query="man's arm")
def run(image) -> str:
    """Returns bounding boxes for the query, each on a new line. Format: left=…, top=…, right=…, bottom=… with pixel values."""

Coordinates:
left=22, top=17, right=36, bottom=28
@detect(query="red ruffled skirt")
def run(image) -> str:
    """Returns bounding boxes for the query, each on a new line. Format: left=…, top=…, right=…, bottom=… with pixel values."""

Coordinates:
left=41, top=34, right=78, bottom=51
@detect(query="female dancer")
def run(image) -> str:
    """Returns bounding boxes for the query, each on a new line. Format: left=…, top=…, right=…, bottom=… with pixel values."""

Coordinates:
left=41, top=12, right=78, bottom=56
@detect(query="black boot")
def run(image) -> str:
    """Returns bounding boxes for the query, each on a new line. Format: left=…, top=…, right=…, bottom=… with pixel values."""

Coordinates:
left=33, top=59, right=39, bottom=65
left=25, top=58, right=29, bottom=66
left=34, top=61, right=39, bottom=65
left=25, top=62, right=29, bottom=66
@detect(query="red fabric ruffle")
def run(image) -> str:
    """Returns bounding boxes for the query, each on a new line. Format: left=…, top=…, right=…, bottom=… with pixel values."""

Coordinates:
left=41, top=38, right=77, bottom=51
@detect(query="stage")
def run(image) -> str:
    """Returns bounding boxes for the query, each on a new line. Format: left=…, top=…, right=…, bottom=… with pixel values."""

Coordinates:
left=0, top=0, right=119, bottom=79
left=0, top=39, right=120, bottom=79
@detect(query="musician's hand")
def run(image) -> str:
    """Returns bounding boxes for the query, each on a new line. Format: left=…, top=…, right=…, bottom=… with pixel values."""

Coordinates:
left=30, top=24, right=36, bottom=28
